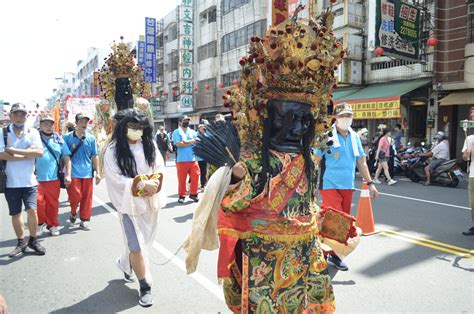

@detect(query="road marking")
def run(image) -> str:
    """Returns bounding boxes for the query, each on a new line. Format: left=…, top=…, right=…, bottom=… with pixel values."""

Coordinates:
left=355, top=189, right=471, bottom=210
left=379, top=229, right=474, bottom=259
left=92, top=195, right=226, bottom=302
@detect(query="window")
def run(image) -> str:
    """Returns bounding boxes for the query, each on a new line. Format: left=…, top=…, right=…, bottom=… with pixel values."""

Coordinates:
left=469, top=3, right=474, bottom=43
left=208, top=7, right=217, bottom=23
left=198, top=77, right=216, bottom=90
left=371, top=59, right=417, bottom=70
left=221, top=70, right=241, bottom=87
left=169, top=51, right=179, bottom=71
left=167, top=24, right=177, bottom=42
left=221, top=19, right=267, bottom=52
left=222, top=0, right=251, bottom=15
left=198, top=41, right=217, bottom=62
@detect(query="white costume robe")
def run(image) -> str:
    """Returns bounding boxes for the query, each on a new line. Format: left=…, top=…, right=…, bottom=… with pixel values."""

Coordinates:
left=104, top=140, right=166, bottom=282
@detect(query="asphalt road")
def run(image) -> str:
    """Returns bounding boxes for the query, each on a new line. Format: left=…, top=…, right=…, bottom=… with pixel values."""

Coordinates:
left=1, top=161, right=473, bottom=313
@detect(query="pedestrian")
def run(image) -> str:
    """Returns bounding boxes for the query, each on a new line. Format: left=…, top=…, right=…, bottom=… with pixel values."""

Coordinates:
left=0, top=294, right=7, bottom=314
left=373, top=128, right=398, bottom=185
left=155, top=125, right=170, bottom=166
left=392, top=123, right=402, bottom=151
left=315, top=102, right=378, bottom=270
left=36, top=114, right=72, bottom=236
left=420, top=131, right=450, bottom=186
left=357, top=127, right=369, bottom=156
left=172, top=115, right=200, bottom=203
left=197, top=124, right=207, bottom=189
left=64, top=113, right=101, bottom=230
left=462, top=133, right=474, bottom=236
left=0, top=103, right=46, bottom=257
left=103, top=108, right=166, bottom=307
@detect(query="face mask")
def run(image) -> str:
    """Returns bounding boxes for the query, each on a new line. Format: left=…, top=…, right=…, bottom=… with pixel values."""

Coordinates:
left=127, top=129, right=143, bottom=141
left=13, top=123, right=24, bottom=129
left=337, top=117, right=353, bottom=131
left=182, top=121, right=190, bottom=128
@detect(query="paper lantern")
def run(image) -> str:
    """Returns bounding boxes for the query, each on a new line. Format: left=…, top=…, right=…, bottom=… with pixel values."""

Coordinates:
left=427, top=36, right=438, bottom=47
left=204, top=84, right=210, bottom=90
left=219, top=82, right=224, bottom=88
left=193, top=87, right=198, bottom=92
left=232, top=79, right=239, bottom=86
left=375, top=47, right=384, bottom=57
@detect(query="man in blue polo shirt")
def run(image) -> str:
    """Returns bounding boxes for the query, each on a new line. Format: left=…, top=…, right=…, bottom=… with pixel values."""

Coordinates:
left=314, top=102, right=378, bottom=271
left=64, top=113, right=101, bottom=231
left=172, top=115, right=200, bottom=203
left=0, top=103, right=46, bottom=257
left=36, top=114, right=72, bottom=236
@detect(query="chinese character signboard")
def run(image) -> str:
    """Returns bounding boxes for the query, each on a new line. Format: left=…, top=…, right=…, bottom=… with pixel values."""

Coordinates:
left=145, top=17, right=156, bottom=83
left=375, top=0, right=420, bottom=59
left=178, top=0, right=193, bottom=112
left=137, top=40, right=145, bottom=68
left=338, top=97, right=402, bottom=120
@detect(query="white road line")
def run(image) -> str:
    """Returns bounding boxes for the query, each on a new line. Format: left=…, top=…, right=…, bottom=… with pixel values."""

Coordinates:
left=355, top=189, right=471, bottom=210
left=92, top=195, right=225, bottom=302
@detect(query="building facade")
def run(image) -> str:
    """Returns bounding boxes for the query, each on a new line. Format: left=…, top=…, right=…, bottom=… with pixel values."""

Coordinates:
left=75, top=47, right=109, bottom=97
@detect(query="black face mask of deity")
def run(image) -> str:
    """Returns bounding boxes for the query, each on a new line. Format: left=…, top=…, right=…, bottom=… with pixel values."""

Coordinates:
left=115, top=78, right=134, bottom=111
left=267, top=100, right=312, bottom=153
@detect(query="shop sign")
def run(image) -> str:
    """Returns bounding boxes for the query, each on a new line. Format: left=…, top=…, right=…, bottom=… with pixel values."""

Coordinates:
left=178, top=0, right=193, bottom=112
left=342, top=97, right=402, bottom=120
left=375, top=0, right=420, bottom=60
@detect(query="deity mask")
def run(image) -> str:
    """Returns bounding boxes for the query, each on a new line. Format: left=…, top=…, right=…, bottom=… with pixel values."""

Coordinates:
left=115, top=78, right=134, bottom=111
left=267, top=100, right=313, bottom=153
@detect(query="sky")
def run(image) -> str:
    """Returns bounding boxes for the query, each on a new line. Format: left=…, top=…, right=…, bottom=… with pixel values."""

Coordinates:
left=0, top=0, right=177, bottom=107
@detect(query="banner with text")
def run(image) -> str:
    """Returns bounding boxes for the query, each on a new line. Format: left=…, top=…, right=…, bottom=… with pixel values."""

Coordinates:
left=137, top=40, right=145, bottom=69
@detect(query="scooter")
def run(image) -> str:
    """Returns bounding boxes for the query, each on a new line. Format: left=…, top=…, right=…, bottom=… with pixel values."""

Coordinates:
left=405, top=156, right=459, bottom=187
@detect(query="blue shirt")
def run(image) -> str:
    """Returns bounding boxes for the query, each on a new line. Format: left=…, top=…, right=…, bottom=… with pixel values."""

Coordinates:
left=37, top=134, right=71, bottom=182
left=315, top=132, right=365, bottom=190
left=63, top=132, right=98, bottom=179
left=173, top=127, right=197, bottom=163
left=0, top=125, right=42, bottom=188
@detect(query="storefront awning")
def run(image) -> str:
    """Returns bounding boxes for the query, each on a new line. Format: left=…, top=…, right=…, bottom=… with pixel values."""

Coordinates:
left=439, top=90, right=474, bottom=106
left=333, top=87, right=362, bottom=101
left=337, top=79, right=431, bottom=102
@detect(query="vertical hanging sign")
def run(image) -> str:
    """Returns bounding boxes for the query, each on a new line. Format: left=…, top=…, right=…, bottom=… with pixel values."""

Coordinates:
left=178, top=0, right=193, bottom=112
left=145, top=17, right=156, bottom=83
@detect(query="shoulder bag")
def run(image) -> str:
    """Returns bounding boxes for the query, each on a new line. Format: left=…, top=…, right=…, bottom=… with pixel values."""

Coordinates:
left=41, top=136, right=66, bottom=188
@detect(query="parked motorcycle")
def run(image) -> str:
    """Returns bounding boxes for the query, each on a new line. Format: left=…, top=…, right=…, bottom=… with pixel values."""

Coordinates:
left=405, top=156, right=459, bottom=187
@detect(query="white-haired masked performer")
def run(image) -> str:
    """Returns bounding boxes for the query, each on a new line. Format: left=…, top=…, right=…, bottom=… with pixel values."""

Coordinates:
left=104, top=108, right=166, bottom=308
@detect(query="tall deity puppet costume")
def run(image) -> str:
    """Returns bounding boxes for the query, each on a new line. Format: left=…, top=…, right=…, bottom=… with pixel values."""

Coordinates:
left=185, top=10, right=354, bottom=314
left=94, top=38, right=154, bottom=175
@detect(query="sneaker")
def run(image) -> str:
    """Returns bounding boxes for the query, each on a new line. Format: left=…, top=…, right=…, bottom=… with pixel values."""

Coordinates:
left=36, top=224, right=46, bottom=236
left=27, top=238, right=46, bottom=255
left=138, top=288, right=154, bottom=307
left=69, top=215, right=77, bottom=225
left=189, top=195, right=199, bottom=202
left=115, top=258, right=136, bottom=282
left=372, top=179, right=382, bottom=184
left=50, top=226, right=60, bottom=236
left=178, top=197, right=185, bottom=204
left=388, top=179, right=398, bottom=186
left=462, top=226, right=474, bottom=236
left=327, top=254, right=348, bottom=271
left=8, top=239, right=27, bottom=258
left=79, top=221, right=91, bottom=231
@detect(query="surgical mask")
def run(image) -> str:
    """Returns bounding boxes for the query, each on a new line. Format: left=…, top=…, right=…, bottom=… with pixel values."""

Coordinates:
left=337, top=117, right=352, bottom=131
left=13, top=123, right=24, bottom=129
left=182, top=121, right=190, bottom=128
left=127, top=128, right=143, bottom=141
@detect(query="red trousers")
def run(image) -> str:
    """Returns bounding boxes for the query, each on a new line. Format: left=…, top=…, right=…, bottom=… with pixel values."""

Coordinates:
left=37, top=180, right=61, bottom=227
left=67, top=178, right=94, bottom=221
left=319, top=189, right=354, bottom=215
left=176, top=161, right=200, bottom=197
